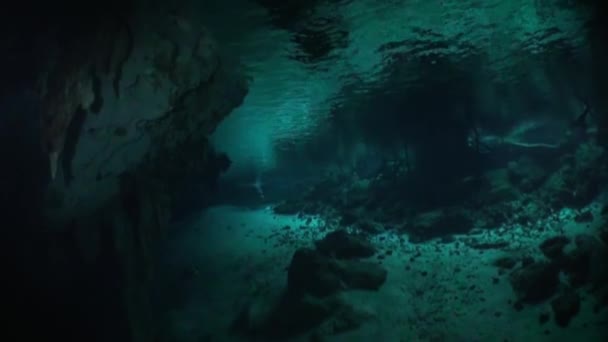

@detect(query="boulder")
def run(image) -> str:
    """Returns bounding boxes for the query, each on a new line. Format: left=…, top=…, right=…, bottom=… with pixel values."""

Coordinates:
left=233, top=293, right=338, bottom=338
left=404, top=209, right=473, bottom=242
left=562, top=234, right=606, bottom=287
left=287, top=248, right=344, bottom=297
left=509, top=261, right=560, bottom=303
left=234, top=293, right=371, bottom=339
left=493, top=256, right=518, bottom=270
left=287, top=248, right=387, bottom=298
left=551, top=291, right=581, bottom=327
left=235, top=235, right=387, bottom=339
left=315, top=230, right=376, bottom=259
left=539, top=236, right=570, bottom=261
left=337, top=260, right=388, bottom=291
left=542, top=144, right=607, bottom=209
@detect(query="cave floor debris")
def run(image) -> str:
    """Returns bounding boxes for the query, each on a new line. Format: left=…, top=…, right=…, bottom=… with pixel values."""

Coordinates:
left=161, top=203, right=608, bottom=342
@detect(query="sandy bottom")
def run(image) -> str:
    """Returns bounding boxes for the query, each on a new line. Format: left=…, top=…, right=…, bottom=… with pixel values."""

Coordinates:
left=159, top=203, right=608, bottom=342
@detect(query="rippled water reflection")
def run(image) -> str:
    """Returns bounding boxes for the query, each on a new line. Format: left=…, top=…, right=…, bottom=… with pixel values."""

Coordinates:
left=208, top=0, right=592, bottom=174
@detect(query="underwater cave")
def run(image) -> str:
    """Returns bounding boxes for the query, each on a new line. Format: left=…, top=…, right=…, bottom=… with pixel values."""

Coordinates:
left=2, top=0, right=608, bottom=341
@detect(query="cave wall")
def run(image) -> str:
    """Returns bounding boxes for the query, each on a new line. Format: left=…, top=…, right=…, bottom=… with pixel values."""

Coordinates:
left=586, top=1, right=608, bottom=146
left=1, top=2, right=247, bottom=341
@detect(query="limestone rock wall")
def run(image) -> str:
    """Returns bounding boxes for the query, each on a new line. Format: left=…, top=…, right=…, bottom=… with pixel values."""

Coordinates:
left=2, top=2, right=247, bottom=341
left=41, top=5, right=246, bottom=225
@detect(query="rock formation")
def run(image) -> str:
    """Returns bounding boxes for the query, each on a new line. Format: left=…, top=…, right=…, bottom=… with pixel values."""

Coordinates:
left=1, top=2, right=248, bottom=341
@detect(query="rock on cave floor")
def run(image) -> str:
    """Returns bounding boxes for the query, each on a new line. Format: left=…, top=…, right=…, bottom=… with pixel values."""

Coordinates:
left=158, top=203, right=608, bottom=342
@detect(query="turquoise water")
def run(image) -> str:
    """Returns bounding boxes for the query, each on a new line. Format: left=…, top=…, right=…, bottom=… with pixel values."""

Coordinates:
left=209, top=0, right=592, bottom=179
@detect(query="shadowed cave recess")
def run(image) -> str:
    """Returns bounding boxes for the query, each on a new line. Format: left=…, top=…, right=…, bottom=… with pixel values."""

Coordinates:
left=2, top=0, right=608, bottom=341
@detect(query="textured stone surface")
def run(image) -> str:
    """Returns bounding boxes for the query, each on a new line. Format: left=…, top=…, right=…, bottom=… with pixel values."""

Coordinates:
left=509, top=261, right=560, bottom=303
left=315, top=229, right=376, bottom=259
left=287, top=247, right=387, bottom=297
left=2, top=3, right=248, bottom=341
left=41, top=8, right=247, bottom=226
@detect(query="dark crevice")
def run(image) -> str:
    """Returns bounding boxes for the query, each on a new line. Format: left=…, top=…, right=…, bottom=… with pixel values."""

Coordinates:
left=61, top=107, right=87, bottom=186
left=113, top=17, right=134, bottom=98
left=90, top=68, right=104, bottom=113
left=120, top=172, right=142, bottom=248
